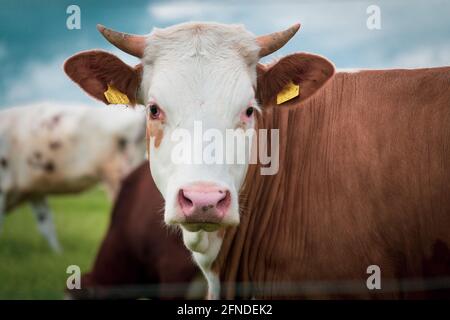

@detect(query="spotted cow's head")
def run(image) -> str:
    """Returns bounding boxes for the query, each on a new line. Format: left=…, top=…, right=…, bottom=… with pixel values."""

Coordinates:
left=64, top=21, right=334, bottom=236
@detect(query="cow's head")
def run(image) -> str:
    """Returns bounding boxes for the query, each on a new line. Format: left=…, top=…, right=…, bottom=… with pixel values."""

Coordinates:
left=64, top=22, right=334, bottom=235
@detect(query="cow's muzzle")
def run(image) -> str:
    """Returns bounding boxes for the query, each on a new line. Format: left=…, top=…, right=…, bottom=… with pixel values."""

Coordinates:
left=177, top=183, right=231, bottom=230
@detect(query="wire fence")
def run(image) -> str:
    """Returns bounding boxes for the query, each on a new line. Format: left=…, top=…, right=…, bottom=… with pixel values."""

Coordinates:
left=67, top=276, right=450, bottom=299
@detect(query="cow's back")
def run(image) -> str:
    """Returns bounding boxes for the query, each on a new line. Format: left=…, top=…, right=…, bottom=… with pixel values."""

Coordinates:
left=215, top=67, right=450, bottom=299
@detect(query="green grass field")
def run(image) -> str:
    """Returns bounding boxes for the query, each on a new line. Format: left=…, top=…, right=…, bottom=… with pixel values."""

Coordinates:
left=0, top=187, right=111, bottom=299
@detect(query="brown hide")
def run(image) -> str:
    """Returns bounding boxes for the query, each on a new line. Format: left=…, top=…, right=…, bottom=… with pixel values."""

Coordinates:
left=68, top=163, right=204, bottom=299
left=214, top=67, right=450, bottom=299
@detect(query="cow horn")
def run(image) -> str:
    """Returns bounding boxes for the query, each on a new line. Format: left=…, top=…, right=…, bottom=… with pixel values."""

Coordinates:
left=256, top=23, right=301, bottom=57
left=97, top=24, right=147, bottom=58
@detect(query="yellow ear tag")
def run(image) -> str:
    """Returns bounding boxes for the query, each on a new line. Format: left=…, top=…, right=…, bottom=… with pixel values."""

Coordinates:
left=104, top=84, right=130, bottom=105
left=276, top=82, right=300, bottom=105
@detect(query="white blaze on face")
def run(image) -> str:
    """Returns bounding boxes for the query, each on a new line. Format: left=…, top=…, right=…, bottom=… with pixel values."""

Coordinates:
left=140, top=23, right=260, bottom=232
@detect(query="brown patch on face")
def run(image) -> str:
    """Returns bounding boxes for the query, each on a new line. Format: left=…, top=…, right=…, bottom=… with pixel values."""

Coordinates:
left=146, top=117, right=164, bottom=149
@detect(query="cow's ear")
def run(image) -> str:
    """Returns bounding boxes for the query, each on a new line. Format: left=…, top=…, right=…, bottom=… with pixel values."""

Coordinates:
left=64, top=50, right=143, bottom=105
left=256, top=53, right=335, bottom=107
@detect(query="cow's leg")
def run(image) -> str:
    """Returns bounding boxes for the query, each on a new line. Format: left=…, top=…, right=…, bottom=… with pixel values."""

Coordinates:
left=0, top=192, right=5, bottom=234
left=183, top=229, right=222, bottom=300
left=30, top=198, right=62, bottom=253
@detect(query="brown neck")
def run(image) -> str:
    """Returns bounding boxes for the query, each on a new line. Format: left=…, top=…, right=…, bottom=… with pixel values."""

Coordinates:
left=212, top=68, right=450, bottom=298
left=212, top=99, right=300, bottom=297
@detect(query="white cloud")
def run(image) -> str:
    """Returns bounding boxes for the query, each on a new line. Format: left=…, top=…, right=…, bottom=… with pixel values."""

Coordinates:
left=147, top=1, right=381, bottom=52
left=110, top=48, right=141, bottom=67
left=148, top=1, right=368, bottom=33
left=2, top=0, right=449, bottom=109
left=390, top=45, right=450, bottom=68
left=2, top=49, right=141, bottom=109
left=3, top=56, right=95, bottom=108
left=147, top=0, right=450, bottom=69
left=149, top=1, right=223, bottom=21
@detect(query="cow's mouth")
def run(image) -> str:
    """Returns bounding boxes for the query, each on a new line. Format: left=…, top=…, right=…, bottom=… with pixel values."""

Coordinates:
left=182, top=222, right=221, bottom=232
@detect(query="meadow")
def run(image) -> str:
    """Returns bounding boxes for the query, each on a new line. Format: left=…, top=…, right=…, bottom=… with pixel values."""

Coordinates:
left=0, top=187, right=111, bottom=299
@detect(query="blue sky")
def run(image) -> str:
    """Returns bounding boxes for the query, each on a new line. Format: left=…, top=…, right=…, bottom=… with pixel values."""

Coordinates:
left=0, top=0, right=449, bottom=108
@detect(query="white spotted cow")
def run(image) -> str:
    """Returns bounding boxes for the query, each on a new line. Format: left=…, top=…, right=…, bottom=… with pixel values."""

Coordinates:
left=0, top=102, right=146, bottom=252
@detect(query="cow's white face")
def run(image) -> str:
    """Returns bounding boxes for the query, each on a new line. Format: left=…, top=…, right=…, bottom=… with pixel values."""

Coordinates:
left=64, top=21, right=334, bottom=240
left=140, top=23, right=260, bottom=231
left=64, top=21, right=303, bottom=239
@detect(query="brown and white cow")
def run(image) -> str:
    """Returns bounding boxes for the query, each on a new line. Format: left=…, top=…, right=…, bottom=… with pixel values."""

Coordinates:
left=64, top=22, right=450, bottom=299
left=0, top=102, right=146, bottom=252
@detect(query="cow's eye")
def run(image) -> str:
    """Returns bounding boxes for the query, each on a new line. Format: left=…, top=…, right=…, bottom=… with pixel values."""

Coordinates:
left=149, top=104, right=161, bottom=119
left=245, top=107, right=254, bottom=117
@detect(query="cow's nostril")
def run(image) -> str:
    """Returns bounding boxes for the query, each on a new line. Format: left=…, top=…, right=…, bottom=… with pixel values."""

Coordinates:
left=178, top=189, right=194, bottom=209
left=217, top=191, right=231, bottom=212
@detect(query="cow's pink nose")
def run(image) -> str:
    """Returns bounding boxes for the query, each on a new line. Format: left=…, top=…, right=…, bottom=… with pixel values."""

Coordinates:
left=178, top=184, right=231, bottom=223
